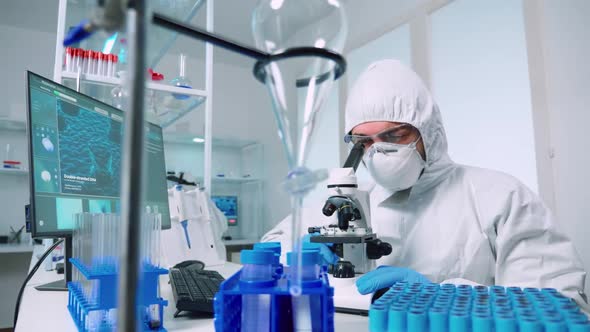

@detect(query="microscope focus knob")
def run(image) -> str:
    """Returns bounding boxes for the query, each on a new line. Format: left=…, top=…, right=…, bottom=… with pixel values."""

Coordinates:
left=366, top=239, right=393, bottom=260
left=332, top=260, right=355, bottom=278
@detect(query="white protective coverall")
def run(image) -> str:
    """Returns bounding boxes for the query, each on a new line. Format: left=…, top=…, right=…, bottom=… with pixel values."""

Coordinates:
left=262, top=59, right=588, bottom=308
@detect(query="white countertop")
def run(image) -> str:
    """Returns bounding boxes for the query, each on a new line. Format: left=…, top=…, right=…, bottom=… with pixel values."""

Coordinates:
left=15, top=246, right=368, bottom=331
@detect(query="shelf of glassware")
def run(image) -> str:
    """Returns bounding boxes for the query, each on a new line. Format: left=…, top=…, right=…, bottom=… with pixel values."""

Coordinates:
left=60, top=71, right=207, bottom=97
left=60, top=71, right=207, bottom=127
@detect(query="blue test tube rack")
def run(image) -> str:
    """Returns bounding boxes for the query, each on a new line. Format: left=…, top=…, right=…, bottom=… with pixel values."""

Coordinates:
left=213, top=245, right=336, bottom=332
left=67, top=258, right=168, bottom=332
left=368, top=282, right=590, bottom=332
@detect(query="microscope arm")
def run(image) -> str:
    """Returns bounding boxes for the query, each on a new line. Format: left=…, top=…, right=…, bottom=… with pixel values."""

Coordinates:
left=343, top=142, right=365, bottom=172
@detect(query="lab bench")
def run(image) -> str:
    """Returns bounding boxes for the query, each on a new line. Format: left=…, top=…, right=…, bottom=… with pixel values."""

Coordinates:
left=14, top=245, right=368, bottom=331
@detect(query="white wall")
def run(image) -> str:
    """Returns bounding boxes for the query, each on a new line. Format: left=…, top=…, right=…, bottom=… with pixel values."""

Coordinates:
left=430, top=0, right=538, bottom=193
left=345, top=24, right=412, bottom=186
left=0, top=24, right=56, bottom=236
left=299, top=88, right=341, bottom=207
left=0, top=23, right=56, bottom=329
left=526, top=0, right=590, bottom=295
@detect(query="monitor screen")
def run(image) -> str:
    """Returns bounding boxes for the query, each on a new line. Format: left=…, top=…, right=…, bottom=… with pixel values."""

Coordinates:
left=211, top=196, right=238, bottom=226
left=26, top=71, right=171, bottom=237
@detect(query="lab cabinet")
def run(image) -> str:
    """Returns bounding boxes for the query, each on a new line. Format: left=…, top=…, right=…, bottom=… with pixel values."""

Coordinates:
left=211, top=142, right=264, bottom=241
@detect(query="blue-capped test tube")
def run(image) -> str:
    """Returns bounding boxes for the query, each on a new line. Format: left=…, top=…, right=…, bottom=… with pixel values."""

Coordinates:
left=254, top=242, right=282, bottom=277
left=287, top=250, right=322, bottom=332
left=240, top=250, right=276, bottom=332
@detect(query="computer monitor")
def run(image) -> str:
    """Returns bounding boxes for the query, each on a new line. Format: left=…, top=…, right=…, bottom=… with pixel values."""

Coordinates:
left=26, top=71, right=171, bottom=240
left=211, top=195, right=238, bottom=226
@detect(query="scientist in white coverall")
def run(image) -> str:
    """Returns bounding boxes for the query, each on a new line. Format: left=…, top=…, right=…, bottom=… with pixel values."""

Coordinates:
left=262, top=59, right=588, bottom=308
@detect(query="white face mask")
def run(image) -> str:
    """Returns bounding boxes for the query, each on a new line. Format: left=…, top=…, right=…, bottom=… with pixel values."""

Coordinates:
left=363, top=140, right=426, bottom=191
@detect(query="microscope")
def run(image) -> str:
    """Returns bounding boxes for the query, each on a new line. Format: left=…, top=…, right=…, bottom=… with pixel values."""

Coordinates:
left=309, top=142, right=392, bottom=275
left=308, top=142, right=392, bottom=313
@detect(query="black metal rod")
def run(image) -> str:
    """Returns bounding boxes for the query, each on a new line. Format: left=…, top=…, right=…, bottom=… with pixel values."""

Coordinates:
left=152, top=13, right=270, bottom=61
left=118, top=2, right=147, bottom=331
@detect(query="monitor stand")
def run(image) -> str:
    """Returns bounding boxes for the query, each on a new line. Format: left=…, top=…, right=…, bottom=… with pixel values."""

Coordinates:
left=35, top=236, right=72, bottom=292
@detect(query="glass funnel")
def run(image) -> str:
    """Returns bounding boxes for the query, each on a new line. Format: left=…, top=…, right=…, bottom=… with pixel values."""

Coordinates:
left=252, top=0, right=347, bottom=296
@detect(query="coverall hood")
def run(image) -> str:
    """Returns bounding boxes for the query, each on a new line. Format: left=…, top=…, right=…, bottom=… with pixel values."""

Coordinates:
left=345, top=59, right=454, bottom=197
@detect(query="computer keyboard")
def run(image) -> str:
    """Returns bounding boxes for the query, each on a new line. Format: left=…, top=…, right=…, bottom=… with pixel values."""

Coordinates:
left=169, top=266, right=225, bottom=317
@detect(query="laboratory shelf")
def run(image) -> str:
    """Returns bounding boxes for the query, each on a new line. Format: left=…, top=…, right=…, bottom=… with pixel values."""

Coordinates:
left=0, top=119, right=26, bottom=131
left=61, top=71, right=207, bottom=128
left=0, top=168, right=29, bottom=175
left=61, top=71, right=207, bottom=97
left=61, top=71, right=121, bottom=86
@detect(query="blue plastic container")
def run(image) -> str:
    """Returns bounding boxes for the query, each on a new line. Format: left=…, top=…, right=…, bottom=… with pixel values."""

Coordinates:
left=67, top=258, right=168, bottom=332
left=253, top=242, right=283, bottom=278
left=214, top=248, right=335, bottom=332
left=368, top=283, right=588, bottom=332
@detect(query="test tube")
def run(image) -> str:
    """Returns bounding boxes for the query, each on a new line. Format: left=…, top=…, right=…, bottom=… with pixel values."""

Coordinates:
left=72, top=213, right=80, bottom=287
left=142, top=208, right=149, bottom=267
left=153, top=206, right=161, bottom=268
left=93, top=51, right=99, bottom=75
left=73, top=49, right=80, bottom=72
left=240, top=250, right=275, bottom=332
left=91, top=51, right=97, bottom=75
left=65, top=47, right=73, bottom=72
left=78, top=49, right=84, bottom=73
left=106, top=54, right=113, bottom=78
left=94, top=51, right=101, bottom=75
left=288, top=250, right=321, bottom=332
left=97, top=53, right=104, bottom=78
left=111, top=213, right=117, bottom=271
left=253, top=242, right=282, bottom=277
left=102, top=53, right=109, bottom=77
left=112, top=55, right=118, bottom=77
left=88, top=50, right=94, bottom=75
left=88, top=51, right=94, bottom=75
left=83, top=50, right=90, bottom=75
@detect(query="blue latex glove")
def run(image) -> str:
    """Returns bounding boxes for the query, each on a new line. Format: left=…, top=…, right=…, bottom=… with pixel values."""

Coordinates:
left=356, top=266, right=431, bottom=295
left=302, top=233, right=340, bottom=266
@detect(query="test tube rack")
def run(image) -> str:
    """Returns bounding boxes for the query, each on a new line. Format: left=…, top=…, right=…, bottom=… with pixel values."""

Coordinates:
left=67, top=258, right=168, bottom=332
left=214, top=266, right=336, bottom=332
left=369, top=282, right=590, bottom=332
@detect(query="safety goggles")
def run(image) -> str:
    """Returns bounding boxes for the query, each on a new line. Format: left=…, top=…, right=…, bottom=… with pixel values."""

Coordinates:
left=344, top=123, right=420, bottom=147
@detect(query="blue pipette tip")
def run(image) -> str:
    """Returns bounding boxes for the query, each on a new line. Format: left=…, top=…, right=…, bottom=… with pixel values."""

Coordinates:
left=180, top=220, right=191, bottom=249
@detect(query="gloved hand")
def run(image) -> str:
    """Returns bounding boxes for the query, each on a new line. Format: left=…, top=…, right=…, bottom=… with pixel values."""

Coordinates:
left=302, top=233, right=340, bottom=266
left=356, top=266, right=431, bottom=295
